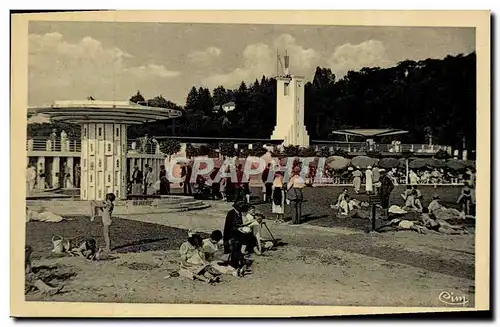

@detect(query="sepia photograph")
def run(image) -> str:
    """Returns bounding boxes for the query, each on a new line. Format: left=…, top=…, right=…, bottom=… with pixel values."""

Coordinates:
left=11, top=10, right=490, bottom=317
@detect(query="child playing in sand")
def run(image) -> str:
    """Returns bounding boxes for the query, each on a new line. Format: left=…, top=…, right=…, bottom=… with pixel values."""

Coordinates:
left=89, top=193, right=115, bottom=252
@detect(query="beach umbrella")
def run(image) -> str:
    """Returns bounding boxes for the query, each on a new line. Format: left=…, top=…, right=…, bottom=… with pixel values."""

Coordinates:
left=351, top=155, right=377, bottom=169
left=378, top=157, right=400, bottom=169
left=446, top=159, right=466, bottom=171
left=325, top=156, right=350, bottom=170
left=460, top=160, right=476, bottom=169
left=425, top=158, right=446, bottom=168
left=398, top=158, right=407, bottom=168
left=408, top=158, right=426, bottom=169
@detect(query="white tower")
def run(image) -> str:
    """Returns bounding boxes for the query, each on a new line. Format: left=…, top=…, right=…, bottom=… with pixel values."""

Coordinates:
left=271, top=52, right=310, bottom=147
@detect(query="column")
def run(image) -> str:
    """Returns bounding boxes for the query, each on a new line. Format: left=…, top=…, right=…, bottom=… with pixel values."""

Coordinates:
left=66, top=157, right=74, bottom=188
left=52, top=156, right=60, bottom=189
left=37, top=156, right=45, bottom=189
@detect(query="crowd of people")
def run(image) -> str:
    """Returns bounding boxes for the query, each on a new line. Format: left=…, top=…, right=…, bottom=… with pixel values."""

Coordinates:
left=320, top=165, right=475, bottom=186
left=177, top=200, right=279, bottom=284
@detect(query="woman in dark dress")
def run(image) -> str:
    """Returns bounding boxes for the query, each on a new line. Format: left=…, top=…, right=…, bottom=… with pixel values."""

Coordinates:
left=159, top=165, right=170, bottom=195
left=379, top=169, right=394, bottom=219
left=456, top=182, right=473, bottom=215
left=210, top=167, right=221, bottom=200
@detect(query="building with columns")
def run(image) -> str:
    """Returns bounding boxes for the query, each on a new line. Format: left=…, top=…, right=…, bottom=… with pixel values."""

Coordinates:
left=28, top=100, right=182, bottom=200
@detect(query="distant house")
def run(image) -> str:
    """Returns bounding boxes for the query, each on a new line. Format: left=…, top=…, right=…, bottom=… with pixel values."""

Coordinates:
left=212, top=102, right=236, bottom=114
left=222, top=102, right=236, bottom=112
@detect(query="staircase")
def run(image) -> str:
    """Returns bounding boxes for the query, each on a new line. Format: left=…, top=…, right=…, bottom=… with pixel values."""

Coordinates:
left=25, top=195, right=211, bottom=216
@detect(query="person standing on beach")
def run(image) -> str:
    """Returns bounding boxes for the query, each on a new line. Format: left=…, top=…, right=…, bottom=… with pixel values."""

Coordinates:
left=379, top=169, right=394, bottom=219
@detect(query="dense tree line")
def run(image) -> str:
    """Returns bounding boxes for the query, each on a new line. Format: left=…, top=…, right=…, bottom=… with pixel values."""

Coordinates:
left=27, top=52, right=476, bottom=152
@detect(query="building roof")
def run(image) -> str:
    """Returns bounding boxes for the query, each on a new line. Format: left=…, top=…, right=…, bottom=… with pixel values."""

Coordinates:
left=222, top=102, right=235, bottom=107
left=28, top=100, right=182, bottom=125
left=331, top=129, right=409, bottom=138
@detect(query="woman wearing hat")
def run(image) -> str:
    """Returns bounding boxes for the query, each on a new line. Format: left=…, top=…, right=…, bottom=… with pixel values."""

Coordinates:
left=287, top=167, right=305, bottom=224
left=352, top=167, right=362, bottom=194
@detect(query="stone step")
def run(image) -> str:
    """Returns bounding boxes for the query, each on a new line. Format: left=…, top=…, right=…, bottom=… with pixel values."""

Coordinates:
left=26, top=196, right=211, bottom=216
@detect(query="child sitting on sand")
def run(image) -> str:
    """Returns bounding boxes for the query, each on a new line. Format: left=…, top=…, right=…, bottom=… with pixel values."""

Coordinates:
left=179, top=231, right=222, bottom=284
left=202, top=230, right=239, bottom=277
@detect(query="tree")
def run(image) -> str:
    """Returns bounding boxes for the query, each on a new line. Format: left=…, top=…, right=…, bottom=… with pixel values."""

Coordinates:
left=219, top=142, right=236, bottom=158
left=212, top=86, right=229, bottom=106
left=318, top=146, right=331, bottom=158
left=299, top=146, right=317, bottom=157
left=283, top=145, right=300, bottom=157
left=185, top=143, right=198, bottom=158
left=185, top=87, right=199, bottom=110
left=130, top=91, right=145, bottom=104
left=159, top=139, right=181, bottom=159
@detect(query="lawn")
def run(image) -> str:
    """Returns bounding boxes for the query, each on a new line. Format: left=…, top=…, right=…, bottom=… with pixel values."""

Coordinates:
left=26, top=216, right=207, bottom=260
left=250, top=185, right=473, bottom=230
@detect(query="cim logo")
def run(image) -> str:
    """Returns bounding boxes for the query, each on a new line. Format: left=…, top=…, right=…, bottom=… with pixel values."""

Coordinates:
left=438, top=291, right=469, bottom=306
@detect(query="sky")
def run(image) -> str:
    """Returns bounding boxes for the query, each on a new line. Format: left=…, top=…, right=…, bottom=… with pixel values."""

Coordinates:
left=28, top=21, right=475, bottom=106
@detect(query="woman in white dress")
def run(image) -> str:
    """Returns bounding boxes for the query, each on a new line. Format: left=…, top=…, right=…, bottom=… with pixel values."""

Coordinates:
left=352, top=167, right=362, bottom=194
left=271, top=172, right=285, bottom=223
left=365, top=166, right=373, bottom=194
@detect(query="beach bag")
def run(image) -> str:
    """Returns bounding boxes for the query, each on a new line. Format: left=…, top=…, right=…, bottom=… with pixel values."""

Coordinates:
left=52, top=235, right=70, bottom=254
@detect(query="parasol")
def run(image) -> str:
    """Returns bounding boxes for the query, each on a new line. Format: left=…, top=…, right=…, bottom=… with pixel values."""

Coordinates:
left=425, top=158, right=446, bottom=168
left=399, top=158, right=407, bottom=168
left=351, top=156, right=377, bottom=169
left=325, top=156, right=350, bottom=170
left=446, top=159, right=466, bottom=171
left=408, top=158, right=426, bottom=169
left=378, top=157, right=400, bottom=169
left=460, top=160, right=476, bottom=169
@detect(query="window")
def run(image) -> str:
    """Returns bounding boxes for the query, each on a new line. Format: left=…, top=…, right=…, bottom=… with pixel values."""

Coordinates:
left=84, top=127, right=87, bottom=137
left=284, top=83, right=289, bottom=96
left=107, top=175, right=111, bottom=183
left=98, top=159, right=102, bottom=168
left=107, top=144, right=111, bottom=152
left=116, top=128, right=119, bottom=137
left=98, top=128, right=102, bottom=136
left=116, top=159, right=120, bottom=168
